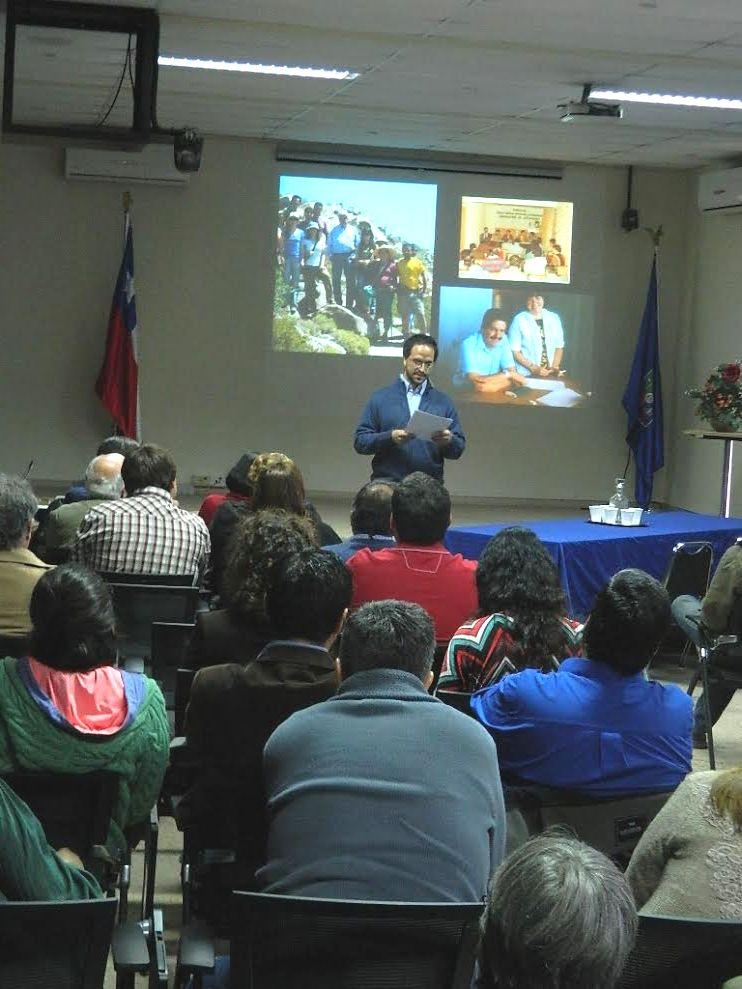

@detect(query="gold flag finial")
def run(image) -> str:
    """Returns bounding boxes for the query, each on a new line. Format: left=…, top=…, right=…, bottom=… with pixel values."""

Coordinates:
left=123, top=190, right=132, bottom=213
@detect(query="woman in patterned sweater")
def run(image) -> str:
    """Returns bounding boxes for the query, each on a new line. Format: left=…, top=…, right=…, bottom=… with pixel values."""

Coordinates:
left=437, top=526, right=582, bottom=692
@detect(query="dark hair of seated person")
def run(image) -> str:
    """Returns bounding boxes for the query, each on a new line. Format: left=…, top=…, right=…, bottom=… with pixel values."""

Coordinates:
left=121, top=443, right=176, bottom=495
left=391, top=471, right=450, bottom=545
left=476, top=526, right=571, bottom=669
left=96, top=435, right=140, bottom=458
left=29, top=564, right=116, bottom=673
left=350, top=479, right=396, bottom=537
left=222, top=509, right=317, bottom=624
left=265, top=549, right=352, bottom=644
left=582, top=568, right=670, bottom=676
left=478, top=832, right=637, bottom=989
left=339, top=599, right=435, bottom=680
left=251, top=457, right=306, bottom=516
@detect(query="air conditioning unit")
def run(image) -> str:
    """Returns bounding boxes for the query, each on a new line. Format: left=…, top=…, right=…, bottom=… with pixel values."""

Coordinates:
left=64, top=145, right=189, bottom=187
left=698, top=168, right=742, bottom=214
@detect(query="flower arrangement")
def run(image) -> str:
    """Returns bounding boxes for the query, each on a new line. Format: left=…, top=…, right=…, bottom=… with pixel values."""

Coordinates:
left=687, top=361, right=742, bottom=432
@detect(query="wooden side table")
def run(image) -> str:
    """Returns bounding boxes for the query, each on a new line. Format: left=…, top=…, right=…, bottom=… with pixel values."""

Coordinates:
left=684, top=428, right=742, bottom=518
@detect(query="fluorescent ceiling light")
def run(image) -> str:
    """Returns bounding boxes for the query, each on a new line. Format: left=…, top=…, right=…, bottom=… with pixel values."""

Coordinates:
left=158, top=55, right=359, bottom=81
left=591, top=88, right=742, bottom=111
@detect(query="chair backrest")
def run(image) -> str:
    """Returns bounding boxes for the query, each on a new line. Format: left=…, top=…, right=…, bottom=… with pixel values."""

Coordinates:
left=430, top=642, right=448, bottom=693
left=0, top=632, right=31, bottom=659
left=2, top=771, right=118, bottom=862
left=618, top=913, right=742, bottom=988
left=663, top=541, right=713, bottom=602
left=230, top=891, right=483, bottom=989
left=506, top=787, right=672, bottom=868
left=109, top=584, right=200, bottom=661
left=0, top=897, right=117, bottom=989
left=150, top=622, right=195, bottom=703
left=174, top=667, right=197, bottom=736
left=436, top=690, right=476, bottom=718
left=100, top=570, right=197, bottom=586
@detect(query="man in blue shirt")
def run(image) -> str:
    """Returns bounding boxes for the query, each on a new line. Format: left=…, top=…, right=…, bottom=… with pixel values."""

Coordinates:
left=456, top=308, right=527, bottom=394
left=354, top=333, right=465, bottom=481
left=472, top=569, right=692, bottom=795
left=323, top=479, right=397, bottom=562
left=326, top=211, right=360, bottom=308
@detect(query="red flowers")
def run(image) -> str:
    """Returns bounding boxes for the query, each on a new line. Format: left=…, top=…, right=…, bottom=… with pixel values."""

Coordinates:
left=721, top=362, right=741, bottom=383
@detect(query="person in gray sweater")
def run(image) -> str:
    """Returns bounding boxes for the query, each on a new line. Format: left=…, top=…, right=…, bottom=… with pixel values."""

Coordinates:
left=257, top=599, right=506, bottom=902
left=626, top=767, right=742, bottom=919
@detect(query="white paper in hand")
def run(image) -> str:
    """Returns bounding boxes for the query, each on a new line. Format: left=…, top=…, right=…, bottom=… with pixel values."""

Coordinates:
left=407, top=409, right=453, bottom=441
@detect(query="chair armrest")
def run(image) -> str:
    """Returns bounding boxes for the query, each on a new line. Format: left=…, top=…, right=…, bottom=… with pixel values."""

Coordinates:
left=111, top=920, right=151, bottom=972
left=177, top=921, right=216, bottom=975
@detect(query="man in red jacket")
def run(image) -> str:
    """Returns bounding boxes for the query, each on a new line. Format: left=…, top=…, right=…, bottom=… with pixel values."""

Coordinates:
left=347, top=471, right=476, bottom=643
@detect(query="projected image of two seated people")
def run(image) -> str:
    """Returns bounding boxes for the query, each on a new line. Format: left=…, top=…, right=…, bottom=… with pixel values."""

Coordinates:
left=274, top=175, right=437, bottom=357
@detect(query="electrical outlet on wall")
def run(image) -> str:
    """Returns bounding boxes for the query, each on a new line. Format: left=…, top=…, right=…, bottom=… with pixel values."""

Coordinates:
left=191, top=474, right=227, bottom=490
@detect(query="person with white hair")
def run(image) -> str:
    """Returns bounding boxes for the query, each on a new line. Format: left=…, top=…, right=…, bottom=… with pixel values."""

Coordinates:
left=44, top=453, right=124, bottom=563
left=0, top=474, right=52, bottom=636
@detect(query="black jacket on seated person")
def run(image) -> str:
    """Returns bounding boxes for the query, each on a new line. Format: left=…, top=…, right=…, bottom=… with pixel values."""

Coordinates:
left=185, top=608, right=272, bottom=670
left=176, top=641, right=338, bottom=860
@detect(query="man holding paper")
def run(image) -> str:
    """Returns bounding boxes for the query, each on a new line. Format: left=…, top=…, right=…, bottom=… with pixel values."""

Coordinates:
left=354, top=334, right=465, bottom=481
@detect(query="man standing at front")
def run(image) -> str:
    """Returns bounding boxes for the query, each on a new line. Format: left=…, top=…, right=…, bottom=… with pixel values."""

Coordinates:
left=508, top=293, right=565, bottom=377
left=354, top=333, right=465, bottom=481
left=258, top=600, right=505, bottom=902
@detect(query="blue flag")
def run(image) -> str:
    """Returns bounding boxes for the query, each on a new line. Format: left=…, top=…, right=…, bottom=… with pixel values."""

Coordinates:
left=622, top=256, right=664, bottom=508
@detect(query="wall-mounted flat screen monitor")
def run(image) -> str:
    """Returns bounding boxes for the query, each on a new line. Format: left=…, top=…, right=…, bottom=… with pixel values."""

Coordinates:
left=458, top=196, right=573, bottom=285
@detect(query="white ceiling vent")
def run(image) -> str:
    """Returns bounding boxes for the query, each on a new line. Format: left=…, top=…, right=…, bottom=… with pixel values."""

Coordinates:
left=65, top=145, right=189, bottom=187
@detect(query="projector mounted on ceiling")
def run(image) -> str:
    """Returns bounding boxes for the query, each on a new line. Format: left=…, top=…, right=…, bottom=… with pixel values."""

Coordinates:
left=559, top=84, right=623, bottom=123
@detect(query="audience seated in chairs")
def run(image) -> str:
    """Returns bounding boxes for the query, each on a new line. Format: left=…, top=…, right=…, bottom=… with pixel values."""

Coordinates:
left=257, top=599, right=505, bottom=901
left=208, top=452, right=338, bottom=599
left=59, top=434, right=140, bottom=505
left=186, top=510, right=317, bottom=670
left=177, top=548, right=350, bottom=860
left=323, top=477, right=397, bottom=561
left=0, top=474, right=53, bottom=637
left=72, top=443, right=210, bottom=580
left=478, top=832, right=637, bottom=989
left=438, top=526, right=583, bottom=692
left=0, top=776, right=101, bottom=901
left=671, top=539, right=742, bottom=747
left=472, top=569, right=693, bottom=795
left=347, top=472, right=477, bottom=643
left=626, top=766, right=742, bottom=918
left=0, top=564, right=169, bottom=853
left=41, top=453, right=124, bottom=563
left=197, top=452, right=257, bottom=528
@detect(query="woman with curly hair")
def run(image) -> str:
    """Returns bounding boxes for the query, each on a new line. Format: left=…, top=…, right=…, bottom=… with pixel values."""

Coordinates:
left=438, top=526, right=582, bottom=692
left=187, top=509, right=317, bottom=669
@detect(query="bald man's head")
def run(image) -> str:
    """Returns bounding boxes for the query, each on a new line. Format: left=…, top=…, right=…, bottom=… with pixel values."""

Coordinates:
left=85, top=453, right=124, bottom=500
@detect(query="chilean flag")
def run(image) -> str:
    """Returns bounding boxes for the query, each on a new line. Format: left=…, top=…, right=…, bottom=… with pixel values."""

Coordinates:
left=95, top=213, right=140, bottom=439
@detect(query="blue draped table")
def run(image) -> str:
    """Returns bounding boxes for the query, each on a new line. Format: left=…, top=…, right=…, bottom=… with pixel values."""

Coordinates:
left=445, top=510, right=742, bottom=619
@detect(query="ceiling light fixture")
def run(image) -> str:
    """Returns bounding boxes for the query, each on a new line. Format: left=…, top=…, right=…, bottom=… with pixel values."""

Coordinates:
left=158, top=55, right=360, bottom=81
left=590, top=88, right=742, bottom=111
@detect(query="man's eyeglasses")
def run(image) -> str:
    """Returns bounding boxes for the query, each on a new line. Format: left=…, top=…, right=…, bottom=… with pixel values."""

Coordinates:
left=408, top=358, right=435, bottom=369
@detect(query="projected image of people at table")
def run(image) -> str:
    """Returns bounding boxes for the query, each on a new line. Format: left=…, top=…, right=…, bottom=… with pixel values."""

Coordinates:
left=273, top=174, right=437, bottom=357
left=458, top=196, right=573, bottom=284
left=437, top=285, right=593, bottom=407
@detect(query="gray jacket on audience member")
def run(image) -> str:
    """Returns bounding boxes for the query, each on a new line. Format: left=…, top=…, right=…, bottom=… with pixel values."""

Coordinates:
left=257, top=668, right=506, bottom=902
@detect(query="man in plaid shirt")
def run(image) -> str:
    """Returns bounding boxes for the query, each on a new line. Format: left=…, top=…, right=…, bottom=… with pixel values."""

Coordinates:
left=72, top=444, right=209, bottom=580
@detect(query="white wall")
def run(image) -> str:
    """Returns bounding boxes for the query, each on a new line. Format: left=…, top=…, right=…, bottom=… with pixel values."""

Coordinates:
left=1, top=137, right=697, bottom=504
left=665, top=190, right=742, bottom=517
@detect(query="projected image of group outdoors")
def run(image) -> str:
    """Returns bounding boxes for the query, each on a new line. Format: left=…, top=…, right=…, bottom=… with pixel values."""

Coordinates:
left=436, top=285, right=593, bottom=407
left=459, top=196, right=573, bottom=284
left=274, top=175, right=437, bottom=356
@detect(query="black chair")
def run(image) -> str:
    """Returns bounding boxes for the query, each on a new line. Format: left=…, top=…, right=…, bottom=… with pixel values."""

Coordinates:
left=663, top=541, right=713, bottom=662
left=109, top=583, right=200, bottom=665
left=618, top=913, right=742, bottom=988
left=0, top=631, right=31, bottom=658
left=687, top=592, right=742, bottom=769
left=177, top=892, right=484, bottom=989
left=436, top=689, right=476, bottom=717
left=100, top=570, right=197, bottom=586
left=0, top=898, right=117, bottom=989
left=150, top=621, right=195, bottom=706
left=504, top=786, right=673, bottom=868
left=1, top=770, right=159, bottom=922
left=174, top=666, right=197, bottom=736
left=430, top=642, right=448, bottom=693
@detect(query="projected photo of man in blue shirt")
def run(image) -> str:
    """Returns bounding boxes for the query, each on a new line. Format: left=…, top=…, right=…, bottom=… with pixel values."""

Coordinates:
left=456, top=308, right=526, bottom=394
